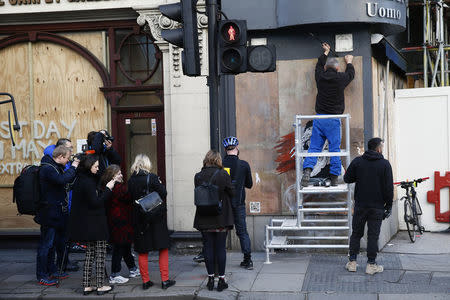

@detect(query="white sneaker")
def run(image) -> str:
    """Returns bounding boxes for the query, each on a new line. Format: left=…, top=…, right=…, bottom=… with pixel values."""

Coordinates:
left=366, top=263, right=384, bottom=275
left=109, top=275, right=129, bottom=284
left=345, top=261, right=357, bottom=272
left=129, top=269, right=140, bottom=278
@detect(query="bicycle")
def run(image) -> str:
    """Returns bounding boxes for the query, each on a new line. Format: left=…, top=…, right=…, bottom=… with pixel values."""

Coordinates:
left=394, top=177, right=429, bottom=242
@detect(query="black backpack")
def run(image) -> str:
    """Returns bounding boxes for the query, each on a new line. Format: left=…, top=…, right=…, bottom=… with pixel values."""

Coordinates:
left=13, top=163, right=58, bottom=215
left=194, top=170, right=222, bottom=216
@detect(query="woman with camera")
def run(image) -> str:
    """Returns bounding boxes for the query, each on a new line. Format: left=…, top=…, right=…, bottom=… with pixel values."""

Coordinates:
left=128, top=154, right=175, bottom=290
left=100, top=165, right=140, bottom=285
left=68, top=155, right=119, bottom=295
left=194, top=150, right=234, bottom=292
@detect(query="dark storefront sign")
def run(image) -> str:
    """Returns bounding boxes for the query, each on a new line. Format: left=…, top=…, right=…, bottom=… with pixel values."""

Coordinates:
left=223, top=0, right=406, bottom=35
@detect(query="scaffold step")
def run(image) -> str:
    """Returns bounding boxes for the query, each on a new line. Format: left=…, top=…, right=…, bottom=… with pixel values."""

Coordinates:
left=269, top=236, right=287, bottom=246
left=289, top=236, right=348, bottom=240
left=281, top=219, right=298, bottom=227
left=301, top=219, right=348, bottom=223
left=298, top=226, right=350, bottom=230
left=267, top=244, right=349, bottom=249
left=299, top=208, right=349, bottom=212
left=303, top=201, right=347, bottom=206
left=299, top=184, right=349, bottom=194
left=297, top=151, right=349, bottom=157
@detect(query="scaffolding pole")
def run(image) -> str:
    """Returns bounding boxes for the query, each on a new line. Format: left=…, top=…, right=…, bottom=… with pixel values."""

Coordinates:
left=407, top=0, right=449, bottom=87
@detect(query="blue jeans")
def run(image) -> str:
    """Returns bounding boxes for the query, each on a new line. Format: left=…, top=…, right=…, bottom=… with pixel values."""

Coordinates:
left=232, top=204, right=251, bottom=257
left=303, top=118, right=342, bottom=176
left=36, top=226, right=65, bottom=280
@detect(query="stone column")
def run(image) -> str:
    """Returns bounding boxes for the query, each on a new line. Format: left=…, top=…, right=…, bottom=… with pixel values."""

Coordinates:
left=135, top=4, right=210, bottom=231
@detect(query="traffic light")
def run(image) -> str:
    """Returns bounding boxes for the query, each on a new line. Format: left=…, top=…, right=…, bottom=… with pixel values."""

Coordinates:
left=248, top=45, right=276, bottom=72
left=218, top=20, right=248, bottom=74
left=159, top=0, right=200, bottom=76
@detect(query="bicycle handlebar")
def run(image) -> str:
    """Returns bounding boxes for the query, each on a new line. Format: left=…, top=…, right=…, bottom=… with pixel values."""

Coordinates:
left=394, top=177, right=429, bottom=186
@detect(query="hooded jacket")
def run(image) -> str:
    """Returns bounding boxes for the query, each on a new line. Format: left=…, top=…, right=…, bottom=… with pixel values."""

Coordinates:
left=344, top=150, right=394, bottom=210
left=315, top=53, right=355, bottom=114
left=36, top=154, right=77, bottom=228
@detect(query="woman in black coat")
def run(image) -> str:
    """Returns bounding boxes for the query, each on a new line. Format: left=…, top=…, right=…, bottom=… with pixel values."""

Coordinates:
left=193, top=150, right=234, bottom=292
left=68, top=155, right=119, bottom=296
left=128, top=154, right=175, bottom=290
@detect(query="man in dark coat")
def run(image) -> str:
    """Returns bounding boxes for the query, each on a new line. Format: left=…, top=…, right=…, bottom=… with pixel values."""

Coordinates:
left=222, top=136, right=254, bottom=270
left=87, top=130, right=121, bottom=177
left=36, top=145, right=78, bottom=285
left=302, top=42, right=355, bottom=187
left=344, top=138, right=393, bottom=275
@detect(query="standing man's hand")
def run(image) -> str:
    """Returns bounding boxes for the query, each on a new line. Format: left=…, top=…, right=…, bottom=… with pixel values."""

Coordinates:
left=322, top=43, right=331, bottom=56
left=345, top=55, right=354, bottom=64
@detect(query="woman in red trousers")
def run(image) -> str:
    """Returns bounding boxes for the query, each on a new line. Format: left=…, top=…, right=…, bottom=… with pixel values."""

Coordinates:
left=127, top=154, right=175, bottom=290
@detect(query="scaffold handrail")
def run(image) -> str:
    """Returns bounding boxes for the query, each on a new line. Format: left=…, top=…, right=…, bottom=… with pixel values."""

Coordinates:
left=296, top=114, right=350, bottom=120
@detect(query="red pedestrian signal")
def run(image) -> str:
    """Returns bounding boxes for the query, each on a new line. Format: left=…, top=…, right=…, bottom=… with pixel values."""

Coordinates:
left=218, top=20, right=247, bottom=74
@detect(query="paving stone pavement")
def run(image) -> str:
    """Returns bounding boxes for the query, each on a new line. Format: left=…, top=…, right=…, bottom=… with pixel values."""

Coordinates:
left=0, top=232, right=449, bottom=299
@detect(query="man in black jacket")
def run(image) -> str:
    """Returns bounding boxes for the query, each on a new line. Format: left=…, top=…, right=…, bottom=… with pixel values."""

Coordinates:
left=87, top=130, right=121, bottom=177
left=222, top=136, right=254, bottom=269
left=36, top=146, right=79, bottom=285
left=302, top=43, right=355, bottom=187
left=344, top=138, right=393, bottom=275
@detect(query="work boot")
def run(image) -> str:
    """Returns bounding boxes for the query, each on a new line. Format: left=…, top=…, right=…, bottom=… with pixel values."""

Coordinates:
left=345, top=261, right=357, bottom=272
left=301, top=168, right=312, bottom=187
left=366, top=263, right=384, bottom=275
left=206, top=275, right=214, bottom=291
left=217, top=278, right=228, bottom=292
left=330, top=175, right=339, bottom=186
left=240, top=256, right=254, bottom=270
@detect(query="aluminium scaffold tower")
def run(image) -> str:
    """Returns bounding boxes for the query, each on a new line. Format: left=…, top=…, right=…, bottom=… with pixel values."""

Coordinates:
left=265, top=114, right=352, bottom=264
left=404, top=0, right=449, bottom=87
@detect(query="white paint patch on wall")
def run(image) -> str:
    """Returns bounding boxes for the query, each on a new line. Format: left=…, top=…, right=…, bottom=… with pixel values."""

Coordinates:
left=395, top=87, right=450, bottom=232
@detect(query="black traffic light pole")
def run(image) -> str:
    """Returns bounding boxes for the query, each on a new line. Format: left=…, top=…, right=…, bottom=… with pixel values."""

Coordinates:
left=206, top=0, right=220, bottom=151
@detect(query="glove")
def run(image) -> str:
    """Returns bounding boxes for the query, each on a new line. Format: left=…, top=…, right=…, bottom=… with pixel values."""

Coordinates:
left=383, top=208, right=392, bottom=220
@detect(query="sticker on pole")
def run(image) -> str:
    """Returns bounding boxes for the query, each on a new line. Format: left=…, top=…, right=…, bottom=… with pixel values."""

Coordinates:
left=125, top=119, right=131, bottom=125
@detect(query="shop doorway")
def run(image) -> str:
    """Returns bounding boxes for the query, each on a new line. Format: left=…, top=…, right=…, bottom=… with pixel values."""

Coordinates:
left=117, top=112, right=165, bottom=183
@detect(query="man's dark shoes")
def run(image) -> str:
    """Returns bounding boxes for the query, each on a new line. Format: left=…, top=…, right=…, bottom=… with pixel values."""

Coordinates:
left=301, top=168, right=312, bottom=187
left=193, top=252, right=205, bottom=263
left=206, top=276, right=214, bottom=291
left=330, top=174, right=339, bottom=186
left=161, top=279, right=176, bottom=290
left=240, top=258, right=254, bottom=270
left=142, top=280, right=154, bottom=290
left=217, top=278, right=228, bottom=292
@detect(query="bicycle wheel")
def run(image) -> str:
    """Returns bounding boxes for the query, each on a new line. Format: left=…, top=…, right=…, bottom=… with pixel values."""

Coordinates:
left=414, top=197, right=425, bottom=234
left=404, top=199, right=416, bottom=242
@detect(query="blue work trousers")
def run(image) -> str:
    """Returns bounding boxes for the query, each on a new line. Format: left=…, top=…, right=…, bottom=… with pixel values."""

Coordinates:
left=303, top=118, right=342, bottom=176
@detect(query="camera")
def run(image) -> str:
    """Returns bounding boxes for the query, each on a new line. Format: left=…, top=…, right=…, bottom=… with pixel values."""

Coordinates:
left=101, top=130, right=114, bottom=142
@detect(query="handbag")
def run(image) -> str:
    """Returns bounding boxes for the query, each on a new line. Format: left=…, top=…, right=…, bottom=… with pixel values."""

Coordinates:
left=135, top=175, right=163, bottom=216
left=194, top=169, right=222, bottom=216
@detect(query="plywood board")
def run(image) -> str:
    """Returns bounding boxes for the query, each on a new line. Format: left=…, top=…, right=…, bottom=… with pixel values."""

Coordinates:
left=235, top=57, right=365, bottom=215
left=0, top=32, right=107, bottom=230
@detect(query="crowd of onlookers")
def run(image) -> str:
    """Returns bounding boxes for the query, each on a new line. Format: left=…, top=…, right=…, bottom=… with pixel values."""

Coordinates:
left=35, top=131, right=254, bottom=295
